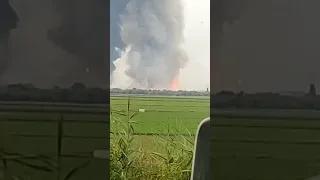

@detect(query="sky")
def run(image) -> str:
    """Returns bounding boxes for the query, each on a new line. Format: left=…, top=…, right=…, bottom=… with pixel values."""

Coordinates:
left=213, top=0, right=320, bottom=93
left=179, top=0, right=210, bottom=90
left=110, top=0, right=128, bottom=72
left=1, top=0, right=109, bottom=88
left=110, top=0, right=210, bottom=91
left=3, top=0, right=211, bottom=90
left=6, top=0, right=320, bottom=92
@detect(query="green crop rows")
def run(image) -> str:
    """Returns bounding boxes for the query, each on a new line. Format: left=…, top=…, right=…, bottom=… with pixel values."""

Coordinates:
left=212, top=110, right=320, bottom=180
left=110, top=95, right=210, bottom=135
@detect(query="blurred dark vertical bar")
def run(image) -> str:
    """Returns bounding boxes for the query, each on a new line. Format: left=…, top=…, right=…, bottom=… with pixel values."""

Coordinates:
left=0, top=0, right=111, bottom=179
left=48, top=0, right=109, bottom=88
left=210, top=1, right=320, bottom=179
left=48, top=0, right=111, bottom=179
left=45, top=0, right=110, bottom=179
left=211, top=0, right=245, bottom=93
left=210, top=1, right=245, bottom=180
left=0, top=0, right=19, bottom=77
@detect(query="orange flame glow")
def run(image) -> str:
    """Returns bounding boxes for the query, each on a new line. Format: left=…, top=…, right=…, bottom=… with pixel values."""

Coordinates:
left=170, top=75, right=179, bottom=90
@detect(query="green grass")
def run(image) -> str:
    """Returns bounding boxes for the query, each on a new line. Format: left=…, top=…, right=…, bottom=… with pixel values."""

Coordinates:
left=0, top=105, right=109, bottom=180
left=0, top=96, right=209, bottom=180
left=212, top=112, right=320, bottom=180
left=110, top=95, right=209, bottom=180
left=110, top=96, right=209, bottom=135
left=6, top=97, right=320, bottom=179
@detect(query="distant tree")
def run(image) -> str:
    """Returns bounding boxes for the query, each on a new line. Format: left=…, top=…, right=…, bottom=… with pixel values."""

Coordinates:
left=237, top=91, right=244, bottom=97
left=59, top=89, right=70, bottom=102
left=53, top=85, right=61, bottom=90
left=24, top=83, right=36, bottom=90
left=70, top=82, right=87, bottom=91
left=8, top=83, right=25, bottom=89
left=217, top=90, right=235, bottom=96
left=308, top=84, right=316, bottom=96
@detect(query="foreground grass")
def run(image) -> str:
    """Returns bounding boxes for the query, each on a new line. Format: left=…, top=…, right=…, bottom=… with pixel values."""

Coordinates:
left=0, top=105, right=109, bottom=180
left=110, top=97, right=201, bottom=180
left=212, top=113, right=320, bottom=180
left=110, top=132, right=194, bottom=180
left=0, top=96, right=207, bottom=179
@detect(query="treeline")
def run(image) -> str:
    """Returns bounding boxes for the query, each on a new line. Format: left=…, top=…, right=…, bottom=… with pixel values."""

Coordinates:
left=0, top=83, right=109, bottom=103
left=110, top=88, right=210, bottom=96
left=0, top=83, right=209, bottom=103
left=3, top=82, right=320, bottom=110
left=212, top=90, right=320, bottom=110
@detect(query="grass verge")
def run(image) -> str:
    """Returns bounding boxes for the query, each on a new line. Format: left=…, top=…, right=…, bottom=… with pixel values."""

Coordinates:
left=110, top=98, right=194, bottom=180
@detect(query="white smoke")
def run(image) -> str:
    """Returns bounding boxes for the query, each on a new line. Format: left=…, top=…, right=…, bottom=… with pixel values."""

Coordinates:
left=111, top=0, right=210, bottom=91
left=110, top=46, right=135, bottom=88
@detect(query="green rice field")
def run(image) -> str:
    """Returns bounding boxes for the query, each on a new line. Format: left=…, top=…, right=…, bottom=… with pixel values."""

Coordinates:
left=212, top=109, right=320, bottom=180
left=6, top=96, right=320, bottom=179
left=110, top=95, right=210, bottom=135
left=110, top=95, right=209, bottom=179
left=0, top=102, right=109, bottom=180
left=0, top=96, right=210, bottom=180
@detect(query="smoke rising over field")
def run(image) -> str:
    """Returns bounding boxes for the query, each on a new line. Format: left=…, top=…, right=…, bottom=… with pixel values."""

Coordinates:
left=111, top=0, right=189, bottom=89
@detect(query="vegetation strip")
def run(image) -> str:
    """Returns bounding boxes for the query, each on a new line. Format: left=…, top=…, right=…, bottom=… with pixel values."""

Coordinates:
left=212, top=139, right=320, bottom=145
left=9, top=133, right=109, bottom=139
left=212, top=114, right=320, bottom=121
left=2, top=118, right=109, bottom=123
left=212, top=123, right=320, bottom=130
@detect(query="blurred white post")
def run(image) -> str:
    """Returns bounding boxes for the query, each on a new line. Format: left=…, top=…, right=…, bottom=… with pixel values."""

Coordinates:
left=191, top=117, right=211, bottom=180
left=148, top=88, right=151, bottom=108
left=305, top=174, right=320, bottom=180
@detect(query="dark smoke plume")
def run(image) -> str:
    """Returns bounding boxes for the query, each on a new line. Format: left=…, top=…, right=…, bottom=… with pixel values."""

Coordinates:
left=112, top=0, right=188, bottom=89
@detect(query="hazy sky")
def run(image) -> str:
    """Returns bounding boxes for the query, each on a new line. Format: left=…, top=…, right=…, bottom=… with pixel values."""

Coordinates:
left=110, top=0, right=210, bottom=90
left=2, top=0, right=109, bottom=88
left=5, top=0, right=320, bottom=92
left=179, top=0, right=210, bottom=90
left=214, top=0, right=320, bottom=93
left=110, top=0, right=128, bottom=72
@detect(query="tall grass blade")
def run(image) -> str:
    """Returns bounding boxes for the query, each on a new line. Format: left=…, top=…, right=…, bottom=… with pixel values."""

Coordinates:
left=129, top=112, right=139, bottom=120
left=63, top=161, right=90, bottom=180
left=11, top=159, right=54, bottom=172
left=57, top=114, right=64, bottom=180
